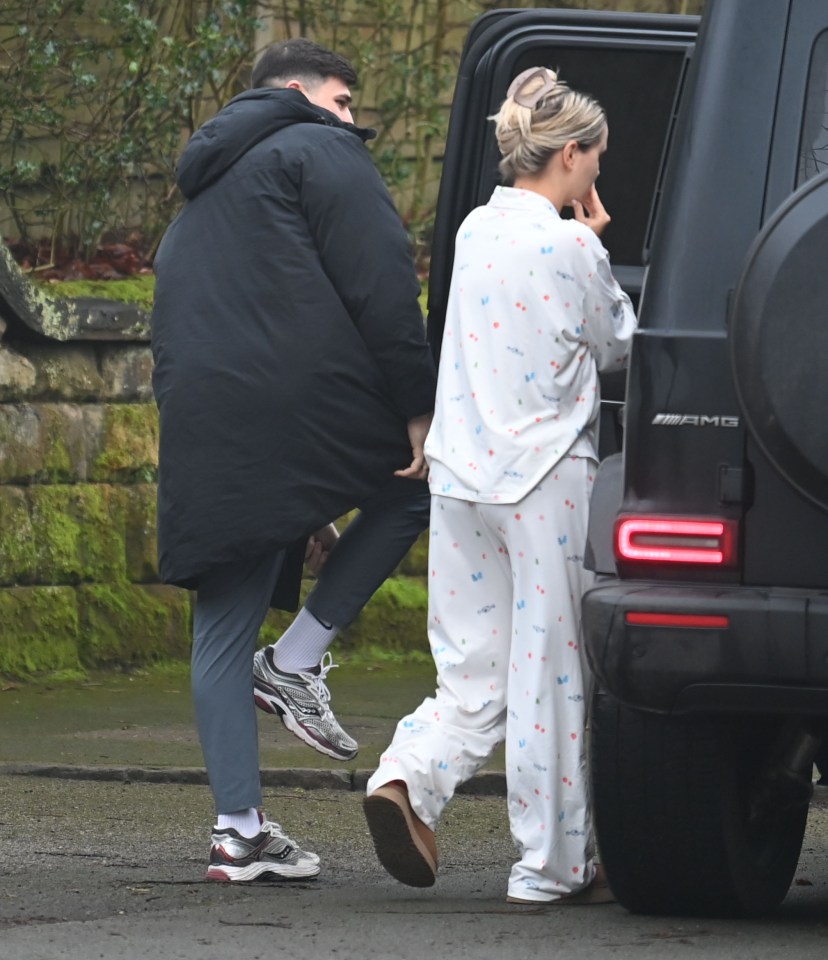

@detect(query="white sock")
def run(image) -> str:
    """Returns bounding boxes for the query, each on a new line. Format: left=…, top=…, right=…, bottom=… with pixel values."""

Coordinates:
left=216, top=808, right=261, bottom=838
left=271, top=606, right=339, bottom=673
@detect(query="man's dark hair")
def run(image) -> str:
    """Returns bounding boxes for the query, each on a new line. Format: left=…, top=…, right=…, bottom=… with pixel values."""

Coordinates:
left=251, top=38, right=358, bottom=90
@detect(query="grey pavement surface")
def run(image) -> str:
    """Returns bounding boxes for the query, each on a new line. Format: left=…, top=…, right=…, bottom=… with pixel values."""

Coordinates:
left=4, top=663, right=828, bottom=958
left=0, top=658, right=506, bottom=790
left=4, top=777, right=828, bottom=959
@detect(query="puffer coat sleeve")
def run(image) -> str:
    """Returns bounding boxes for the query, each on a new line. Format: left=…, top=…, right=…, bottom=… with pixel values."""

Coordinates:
left=296, top=133, right=435, bottom=420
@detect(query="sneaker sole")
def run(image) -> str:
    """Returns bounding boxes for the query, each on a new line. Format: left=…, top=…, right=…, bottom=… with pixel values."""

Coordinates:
left=363, top=790, right=437, bottom=888
left=253, top=682, right=358, bottom=762
left=206, top=860, right=321, bottom=882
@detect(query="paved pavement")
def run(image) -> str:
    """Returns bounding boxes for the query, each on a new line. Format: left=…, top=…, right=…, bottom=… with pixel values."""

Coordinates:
left=0, top=658, right=518, bottom=960
left=6, top=662, right=828, bottom=959
left=0, top=658, right=505, bottom=791
left=4, top=771, right=828, bottom=960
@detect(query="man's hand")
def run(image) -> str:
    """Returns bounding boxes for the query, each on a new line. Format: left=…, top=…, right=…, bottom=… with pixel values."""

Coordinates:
left=570, top=184, right=611, bottom=237
left=304, top=523, right=339, bottom=575
left=394, top=412, right=433, bottom=480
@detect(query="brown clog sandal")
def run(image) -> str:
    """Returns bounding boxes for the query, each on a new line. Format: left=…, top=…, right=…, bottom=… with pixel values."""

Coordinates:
left=363, top=782, right=438, bottom=888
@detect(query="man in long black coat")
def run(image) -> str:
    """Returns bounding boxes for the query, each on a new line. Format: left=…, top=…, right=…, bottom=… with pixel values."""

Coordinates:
left=151, top=38, right=437, bottom=882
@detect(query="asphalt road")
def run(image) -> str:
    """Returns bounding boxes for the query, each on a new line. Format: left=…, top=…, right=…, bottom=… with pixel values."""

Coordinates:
left=4, top=775, right=828, bottom=960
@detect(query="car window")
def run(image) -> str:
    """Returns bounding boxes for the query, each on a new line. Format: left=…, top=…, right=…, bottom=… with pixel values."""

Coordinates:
left=798, top=29, right=828, bottom=186
left=494, top=45, right=688, bottom=267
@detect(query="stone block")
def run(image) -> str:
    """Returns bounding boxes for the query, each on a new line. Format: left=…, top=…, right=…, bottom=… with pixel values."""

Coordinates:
left=77, top=582, right=191, bottom=668
left=99, top=345, right=154, bottom=402
left=87, top=402, right=158, bottom=482
left=0, top=486, right=36, bottom=584
left=0, top=585, right=82, bottom=679
left=4, top=343, right=154, bottom=403
left=124, top=484, right=159, bottom=582
left=11, top=343, right=104, bottom=400
left=0, top=402, right=88, bottom=483
left=0, top=484, right=129, bottom=586
left=39, top=484, right=129, bottom=583
left=0, top=345, right=36, bottom=401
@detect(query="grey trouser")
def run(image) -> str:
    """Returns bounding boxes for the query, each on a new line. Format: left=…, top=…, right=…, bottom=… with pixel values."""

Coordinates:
left=191, top=477, right=430, bottom=814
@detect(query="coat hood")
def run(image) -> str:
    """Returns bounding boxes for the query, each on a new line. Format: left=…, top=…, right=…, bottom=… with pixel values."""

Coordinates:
left=175, top=87, right=375, bottom=199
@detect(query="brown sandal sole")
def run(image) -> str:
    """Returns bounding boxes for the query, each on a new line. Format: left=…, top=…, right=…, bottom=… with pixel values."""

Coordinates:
left=363, top=786, right=437, bottom=888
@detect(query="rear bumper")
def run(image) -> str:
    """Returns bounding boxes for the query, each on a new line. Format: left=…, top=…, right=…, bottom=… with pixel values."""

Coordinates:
left=582, top=581, right=828, bottom=715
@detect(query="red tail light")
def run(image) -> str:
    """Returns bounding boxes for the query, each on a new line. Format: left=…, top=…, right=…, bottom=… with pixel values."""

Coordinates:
left=615, top=517, right=737, bottom=566
left=625, top=612, right=730, bottom=628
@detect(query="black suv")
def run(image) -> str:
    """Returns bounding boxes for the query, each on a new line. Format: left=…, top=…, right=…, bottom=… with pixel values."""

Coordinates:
left=430, top=0, right=828, bottom=918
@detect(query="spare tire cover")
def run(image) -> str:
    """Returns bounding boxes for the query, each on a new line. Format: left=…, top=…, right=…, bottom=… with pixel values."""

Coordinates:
left=730, top=171, right=828, bottom=513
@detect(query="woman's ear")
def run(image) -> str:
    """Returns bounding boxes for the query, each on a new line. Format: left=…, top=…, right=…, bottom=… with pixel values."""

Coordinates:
left=561, top=139, right=580, bottom=171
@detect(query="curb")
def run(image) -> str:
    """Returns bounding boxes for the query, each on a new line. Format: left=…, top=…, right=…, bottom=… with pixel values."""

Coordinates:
left=0, top=762, right=506, bottom=795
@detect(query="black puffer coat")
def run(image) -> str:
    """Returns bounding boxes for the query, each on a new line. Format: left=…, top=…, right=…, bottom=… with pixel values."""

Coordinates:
left=151, top=88, right=436, bottom=600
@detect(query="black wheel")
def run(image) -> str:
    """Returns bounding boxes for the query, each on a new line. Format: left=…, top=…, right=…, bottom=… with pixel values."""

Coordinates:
left=590, top=690, right=808, bottom=917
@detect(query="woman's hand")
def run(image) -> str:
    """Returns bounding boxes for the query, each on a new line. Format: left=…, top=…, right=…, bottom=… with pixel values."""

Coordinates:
left=571, top=184, right=611, bottom=237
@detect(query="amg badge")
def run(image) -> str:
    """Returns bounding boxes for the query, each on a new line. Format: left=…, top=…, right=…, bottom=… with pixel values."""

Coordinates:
left=652, top=413, right=741, bottom=427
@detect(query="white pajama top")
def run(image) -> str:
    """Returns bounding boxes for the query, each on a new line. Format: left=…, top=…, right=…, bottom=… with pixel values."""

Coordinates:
left=425, top=186, right=637, bottom=503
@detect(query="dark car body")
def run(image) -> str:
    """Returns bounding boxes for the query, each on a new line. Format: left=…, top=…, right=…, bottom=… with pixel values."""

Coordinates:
left=582, top=0, right=828, bottom=716
left=431, top=0, right=828, bottom=917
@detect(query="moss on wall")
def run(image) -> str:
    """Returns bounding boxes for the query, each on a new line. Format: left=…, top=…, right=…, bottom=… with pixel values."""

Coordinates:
left=124, top=483, right=158, bottom=582
left=0, top=402, right=159, bottom=484
left=0, top=403, right=84, bottom=483
left=0, top=581, right=190, bottom=680
left=89, top=402, right=158, bottom=482
left=394, top=529, right=429, bottom=576
left=0, top=357, right=432, bottom=678
left=0, top=485, right=126, bottom=585
left=0, top=586, right=83, bottom=679
left=34, top=347, right=104, bottom=400
left=77, top=582, right=191, bottom=668
left=341, top=576, right=430, bottom=657
left=0, top=486, right=34, bottom=584
left=41, top=276, right=155, bottom=310
left=45, top=405, right=88, bottom=479
left=30, top=485, right=127, bottom=583
left=0, top=458, right=432, bottom=678
left=260, top=573, right=430, bottom=662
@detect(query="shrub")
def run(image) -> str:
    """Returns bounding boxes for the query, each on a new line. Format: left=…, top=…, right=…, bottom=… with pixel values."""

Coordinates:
left=0, top=0, right=260, bottom=261
left=0, top=0, right=706, bottom=266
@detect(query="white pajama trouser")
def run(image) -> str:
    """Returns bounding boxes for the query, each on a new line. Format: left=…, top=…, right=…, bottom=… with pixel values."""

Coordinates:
left=367, top=456, right=597, bottom=902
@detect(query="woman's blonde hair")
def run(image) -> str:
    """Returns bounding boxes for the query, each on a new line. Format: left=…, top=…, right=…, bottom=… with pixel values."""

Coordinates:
left=491, top=67, right=606, bottom=182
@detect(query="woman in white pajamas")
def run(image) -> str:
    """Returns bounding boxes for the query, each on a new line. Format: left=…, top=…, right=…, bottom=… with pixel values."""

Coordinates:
left=364, top=66, right=637, bottom=903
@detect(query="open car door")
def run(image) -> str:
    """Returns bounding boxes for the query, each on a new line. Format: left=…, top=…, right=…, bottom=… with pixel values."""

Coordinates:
left=428, top=9, right=699, bottom=455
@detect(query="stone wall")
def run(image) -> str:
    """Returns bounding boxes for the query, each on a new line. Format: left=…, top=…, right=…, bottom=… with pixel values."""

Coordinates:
left=0, top=250, right=428, bottom=681
left=0, top=336, right=192, bottom=678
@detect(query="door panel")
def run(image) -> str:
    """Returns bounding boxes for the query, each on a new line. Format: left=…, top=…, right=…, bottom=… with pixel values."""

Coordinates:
left=428, top=9, right=699, bottom=360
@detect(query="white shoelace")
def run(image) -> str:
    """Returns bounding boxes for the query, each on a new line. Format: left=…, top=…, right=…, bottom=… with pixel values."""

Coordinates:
left=261, top=818, right=291, bottom=842
left=299, top=651, right=339, bottom=706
